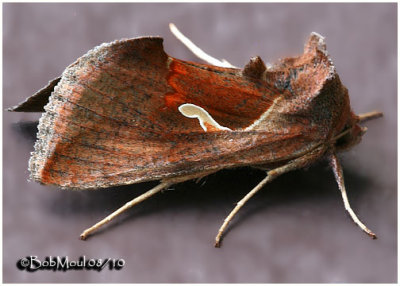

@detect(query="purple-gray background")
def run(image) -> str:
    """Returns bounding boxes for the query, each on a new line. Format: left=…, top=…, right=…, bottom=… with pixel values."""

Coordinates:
left=3, top=3, right=397, bottom=283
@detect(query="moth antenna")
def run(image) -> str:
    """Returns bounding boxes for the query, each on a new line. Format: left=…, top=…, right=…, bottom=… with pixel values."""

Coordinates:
left=358, top=110, right=383, bottom=123
left=80, top=181, right=173, bottom=240
left=329, top=153, right=377, bottom=239
left=169, top=23, right=236, bottom=68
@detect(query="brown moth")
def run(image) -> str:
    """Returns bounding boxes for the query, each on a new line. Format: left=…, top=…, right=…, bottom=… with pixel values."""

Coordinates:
left=10, top=24, right=382, bottom=247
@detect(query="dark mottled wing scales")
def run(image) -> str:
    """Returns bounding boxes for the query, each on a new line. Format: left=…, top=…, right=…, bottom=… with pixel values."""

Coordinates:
left=9, top=77, right=61, bottom=112
left=27, top=37, right=320, bottom=189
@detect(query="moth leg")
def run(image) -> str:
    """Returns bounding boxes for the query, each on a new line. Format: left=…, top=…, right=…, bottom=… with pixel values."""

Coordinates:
left=358, top=111, right=383, bottom=123
left=329, top=153, right=377, bottom=238
left=214, top=174, right=273, bottom=247
left=80, top=170, right=217, bottom=240
left=169, top=23, right=236, bottom=68
left=215, top=147, right=324, bottom=247
left=80, top=181, right=173, bottom=240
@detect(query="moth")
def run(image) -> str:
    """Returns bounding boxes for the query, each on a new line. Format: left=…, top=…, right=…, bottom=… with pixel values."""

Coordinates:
left=11, top=24, right=382, bottom=247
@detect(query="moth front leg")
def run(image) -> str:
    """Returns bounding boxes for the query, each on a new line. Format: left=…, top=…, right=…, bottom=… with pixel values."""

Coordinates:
left=329, top=153, right=377, bottom=238
left=215, top=146, right=326, bottom=247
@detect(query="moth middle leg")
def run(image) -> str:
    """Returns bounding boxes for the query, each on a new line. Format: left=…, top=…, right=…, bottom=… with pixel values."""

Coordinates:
left=214, top=146, right=326, bottom=247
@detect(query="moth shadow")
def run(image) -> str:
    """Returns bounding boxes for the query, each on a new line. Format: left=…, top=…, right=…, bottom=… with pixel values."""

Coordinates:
left=43, top=160, right=372, bottom=241
left=11, top=121, right=39, bottom=145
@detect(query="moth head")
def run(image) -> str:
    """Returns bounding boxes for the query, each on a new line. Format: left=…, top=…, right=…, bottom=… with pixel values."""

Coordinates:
left=334, top=112, right=367, bottom=151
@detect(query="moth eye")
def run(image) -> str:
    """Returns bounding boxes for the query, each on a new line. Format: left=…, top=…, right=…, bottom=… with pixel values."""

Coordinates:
left=335, top=124, right=355, bottom=149
left=178, top=103, right=231, bottom=132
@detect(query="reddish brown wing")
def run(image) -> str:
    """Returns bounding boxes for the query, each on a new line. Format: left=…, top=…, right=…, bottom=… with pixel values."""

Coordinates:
left=28, top=37, right=321, bottom=189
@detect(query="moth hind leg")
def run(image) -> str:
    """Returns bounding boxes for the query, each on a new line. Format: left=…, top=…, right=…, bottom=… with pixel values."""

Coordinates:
left=79, top=170, right=218, bottom=240
left=79, top=180, right=173, bottom=240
